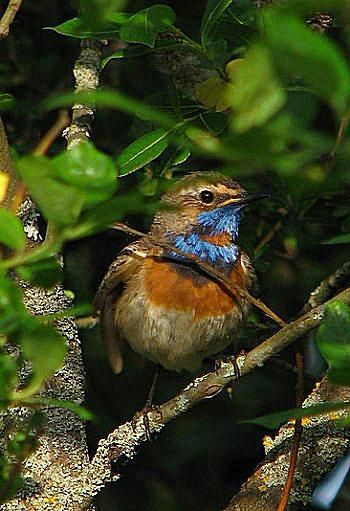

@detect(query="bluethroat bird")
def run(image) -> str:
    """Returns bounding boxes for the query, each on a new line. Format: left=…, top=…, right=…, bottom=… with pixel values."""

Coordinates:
left=94, top=171, right=267, bottom=374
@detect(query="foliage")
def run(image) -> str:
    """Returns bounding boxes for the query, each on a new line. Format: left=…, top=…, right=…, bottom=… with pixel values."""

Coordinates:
left=1, top=0, right=350, bottom=508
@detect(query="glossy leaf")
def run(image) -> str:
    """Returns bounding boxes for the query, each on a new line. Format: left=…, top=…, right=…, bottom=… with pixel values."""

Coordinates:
left=53, top=141, right=118, bottom=207
left=196, top=77, right=227, bottom=110
left=0, top=93, right=14, bottom=111
left=0, top=276, right=27, bottom=335
left=17, top=156, right=85, bottom=228
left=323, top=233, right=350, bottom=245
left=16, top=258, right=63, bottom=288
left=45, top=89, right=175, bottom=129
left=227, top=0, right=257, bottom=26
left=0, top=353, right=18, bottom=404
left=0, top=208, right=25, bottom=251
left=46, top=13, right=130, bottom=39
left=120, top=5, right=176, bottom=47
left=242, top=401, right=350, bottom=429
left=264, top=11, right=350, bottom=115
left=117, top=129, right=170, bottom=175
left=201, top=0, right=233, bottom=48
left=19, top=321, right=67, bottom=396
left=101, top=39, right=186, bottom=68
left=27, top=397, right=94, bottom=421
left=168, top=146, right=191, bottom=167
left=63, top=194, right=157, bottom=240
left=229, top=45, right=286, bottom=132
left=317, top=301, right=350, bottom=385
left=199, top=112, right=228, bottom=135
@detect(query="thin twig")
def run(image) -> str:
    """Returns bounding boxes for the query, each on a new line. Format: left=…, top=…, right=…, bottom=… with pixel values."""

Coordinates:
left=0, top=116, right=18, bottom=210
left=9, top=110, right=71, bottom=213
left=65, top=40, right=102, bottom=149
left=277, top=352, right=304, bottom=511
left=329, top=111, right=350, bottom=160
left=0, top=0, right=23, bottom=39
left=76, top=285, right=350, bottom=510
left=112, top=222, right=286, bottom=327
left=33, top=109, right=70, bottom=156
left=303, top=260, right=350, bottom=313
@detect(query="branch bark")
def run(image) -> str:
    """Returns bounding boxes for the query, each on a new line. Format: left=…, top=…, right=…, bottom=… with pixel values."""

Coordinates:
left=224, top=377, right=350, bottom=511
left=26, top=284, right=350, bottom=511
left=0, top=0, right=23, bottom=40
left=1, top=40, right=102, bottom=511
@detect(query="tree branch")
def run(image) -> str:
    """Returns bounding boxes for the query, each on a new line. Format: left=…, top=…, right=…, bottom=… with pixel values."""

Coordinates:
left=2, top=40, right=101, bottom=511
left=0, top=0, right=23, bottom=40
left=47, top=285, right=350, bottom=511
left=65, top=40, right=103, bottom=149
left=0, top=116, right=18, bottom=209
left=224, top=377, right=350, bottom=511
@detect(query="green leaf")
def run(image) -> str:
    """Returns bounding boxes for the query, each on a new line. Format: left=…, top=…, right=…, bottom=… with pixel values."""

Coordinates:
left=317, top=301, right=350, bottom=385
left=46, top=13, right=131, bottom=39
left=45, top=89, right=175, bottom=129
left=52, top=141, right=118, bottom=207
left=264, top=11, right=350, bottom=115
left=63, top=193, right=157, bottom=240
left=101, top=39, right=185, bottom=68
left=26, top=397, right=94, bottom=421
left=117, top=129, right=170, bottom=175
left=229, top=45, right=286, bottom=132
left=120, top=5, right=176, bottom=47
left=17, top=156, right=85, bottom=228
left=0, top=353, right=18, bottom=404
left=227, top=0, right=257, bottom=27
left=242, top=401, right=350, bottom=429
left=0, top=93, right=15, bottom=111
left=16, top=258, right=62, bottom=288
left=323, top=233, right=350, bottom=245
left=199, top=112, right=228, bottom=136
left=201, top=0, right=233, bottom=48
left=0, top=209, right=25, bottom=251
left=19, top=321, right=67, bottom=396
left=0, top=276, right=27, bottom=335
left=168, top=146, right=191, bottom=167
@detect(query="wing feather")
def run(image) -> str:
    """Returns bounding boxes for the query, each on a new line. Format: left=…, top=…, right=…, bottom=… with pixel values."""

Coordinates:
left=93, top=243, right=146, bottom=373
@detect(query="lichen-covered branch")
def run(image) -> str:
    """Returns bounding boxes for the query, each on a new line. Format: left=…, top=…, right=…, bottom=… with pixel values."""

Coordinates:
left=303, top=260, right=350, bottom=312
left=40, top=285, right=350, bottom=511
left=224, top=378, right=350, bottom=511
left=0, top=0, right=23, bottom=39
left=65, top=40, right=103, bottom=149
left=1, top=38, right=102, bottom=511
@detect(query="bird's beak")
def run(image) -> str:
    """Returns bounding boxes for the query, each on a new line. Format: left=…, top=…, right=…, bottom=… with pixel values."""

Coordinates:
left=218, top=193, right=270, bottom=208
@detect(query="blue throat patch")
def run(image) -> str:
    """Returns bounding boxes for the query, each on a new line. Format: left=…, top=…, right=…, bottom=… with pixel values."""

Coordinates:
left=168, top=204, right=242, bottom=267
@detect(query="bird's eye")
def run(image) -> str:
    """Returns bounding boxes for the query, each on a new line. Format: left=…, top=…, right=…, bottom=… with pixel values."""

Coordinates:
left=199, top=189, right=215, bottom=204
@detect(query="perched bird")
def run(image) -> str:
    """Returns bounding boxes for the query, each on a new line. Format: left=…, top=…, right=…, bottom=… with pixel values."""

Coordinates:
left=94, top=171, right=266, bottom=374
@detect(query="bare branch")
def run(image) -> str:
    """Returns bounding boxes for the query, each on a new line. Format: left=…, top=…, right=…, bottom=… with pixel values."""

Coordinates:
left=0, top=116, right=18, bottom=209
left=303, top=260, right=350, bottom=313
left=65, top=40, right=103, bottom=149
left=56, top=285, right=350, bottom=511
left=224, top=377, right=350, bottom=511
left=0, top=0, right=23, bottom=40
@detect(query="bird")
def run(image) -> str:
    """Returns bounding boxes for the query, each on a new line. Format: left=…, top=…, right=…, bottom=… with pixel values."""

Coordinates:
left=94, top=171, right=267, bottom=375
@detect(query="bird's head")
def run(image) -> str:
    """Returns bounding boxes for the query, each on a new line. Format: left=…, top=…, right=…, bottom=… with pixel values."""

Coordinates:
left=152, top=171, right=267, bottom=242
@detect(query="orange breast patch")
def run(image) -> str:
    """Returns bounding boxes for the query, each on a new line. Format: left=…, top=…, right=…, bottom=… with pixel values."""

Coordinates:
left=200, top=232, right=232, bottom=246
left=143, top=258, right=245, bottom=318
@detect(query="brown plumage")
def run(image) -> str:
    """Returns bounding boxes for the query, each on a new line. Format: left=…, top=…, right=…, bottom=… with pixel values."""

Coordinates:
left=94, top=172, right=265, bottom=373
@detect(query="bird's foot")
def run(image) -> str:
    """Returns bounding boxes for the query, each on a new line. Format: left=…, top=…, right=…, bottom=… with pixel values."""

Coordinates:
left=214, top=355, right=241, bottom=379
left=131, top=403, right=162, bottom=442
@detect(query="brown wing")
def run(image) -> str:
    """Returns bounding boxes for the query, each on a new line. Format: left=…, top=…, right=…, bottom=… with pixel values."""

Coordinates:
left=93, top=241, right=146, bottom=373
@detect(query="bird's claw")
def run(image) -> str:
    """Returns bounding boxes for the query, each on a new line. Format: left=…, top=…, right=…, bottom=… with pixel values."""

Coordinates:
left=131, top=404, right=162, bottom=442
